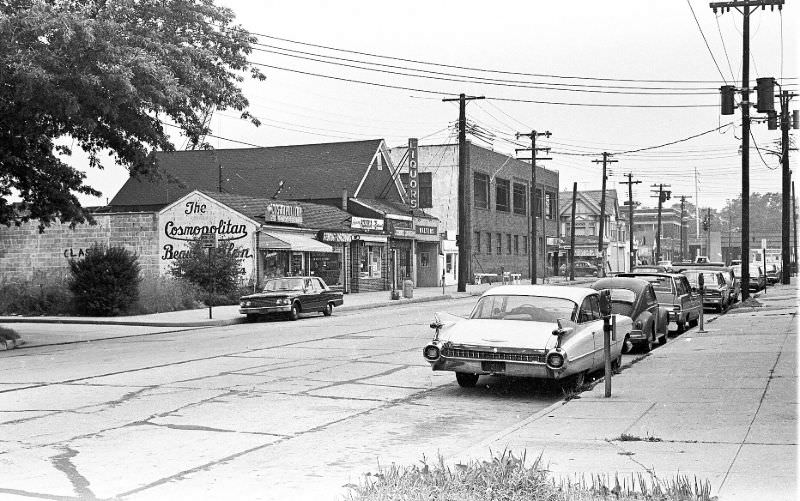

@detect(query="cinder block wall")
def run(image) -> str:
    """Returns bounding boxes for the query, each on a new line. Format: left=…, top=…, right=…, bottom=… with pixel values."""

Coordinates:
left=0, top=212, right=159, bottom=282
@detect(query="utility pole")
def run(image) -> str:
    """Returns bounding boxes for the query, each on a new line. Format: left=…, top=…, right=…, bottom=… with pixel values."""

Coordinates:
left=443, top=93, right=484, bottom=292
left=516, top=130, right=552, bottom=284
left=593, top=153, right=618, bottom=277
left=711, top=0, right=784, bottom=299
left=778, top=90, right=796, bottom=284
left=619, top=173, right=641, bottom=271
left=569, top=182, right=578, bottom=281
left=794, top=181, right=798, bottom=277
left=706, top=207, right=712, bottom=258
left=679, top=195, right=693, bottom=262
left=650, top=184, right=671, bottom=263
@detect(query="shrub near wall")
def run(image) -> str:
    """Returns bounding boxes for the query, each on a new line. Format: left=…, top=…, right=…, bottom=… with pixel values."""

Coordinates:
left=69, top=244, right=141, bottom=316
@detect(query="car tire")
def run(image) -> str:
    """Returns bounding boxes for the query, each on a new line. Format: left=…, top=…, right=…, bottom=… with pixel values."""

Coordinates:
left=621, top=335, right=633, bottom=354
left=288, top=302, right=300, bottom=321
left=642, top=325, right=655, bottom=352
left=322, top=303, right=333, bottom=316
left=675, top=321, right=686, bottom=333
left=559, top=371, right=586, bottom=393
left=455, top=372, right=479, bottom=388
left=611, top=354, right=622, bottom=372
left=689, top=315, right=699, bottom=328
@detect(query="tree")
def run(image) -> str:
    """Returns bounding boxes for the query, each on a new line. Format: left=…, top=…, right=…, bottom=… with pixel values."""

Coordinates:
left=0, top=0, right=263, bottom=229
left=169, top=237, right=245, bottom=297
left=69, top=243, right=141, bottom=316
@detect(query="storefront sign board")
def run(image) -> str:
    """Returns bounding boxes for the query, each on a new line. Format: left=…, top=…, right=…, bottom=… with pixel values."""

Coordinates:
left=351, top=217, right=384, bottom=231
left=265, top=202, right=303, bottom=224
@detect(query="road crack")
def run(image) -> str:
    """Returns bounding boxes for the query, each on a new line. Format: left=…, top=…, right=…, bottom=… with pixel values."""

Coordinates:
left=51, top=447, right=96, bottom=500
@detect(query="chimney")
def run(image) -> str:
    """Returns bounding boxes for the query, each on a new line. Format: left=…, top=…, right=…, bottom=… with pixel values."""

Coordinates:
left=341, top=189, right=348, bottom=212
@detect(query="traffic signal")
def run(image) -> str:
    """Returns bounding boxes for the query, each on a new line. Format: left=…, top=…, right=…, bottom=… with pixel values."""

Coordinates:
left=702, top=218, right=710, bottom=231
left=720, top=85, right=736, bottom=115
left=659, top=190, right=671, bottom=203
left=755, top=77, right=775, bottom=113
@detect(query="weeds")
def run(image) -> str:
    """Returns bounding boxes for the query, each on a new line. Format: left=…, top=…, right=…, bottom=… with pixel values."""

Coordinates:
left=615, top=433, right=663, bottom=442
left=345, top=450, right=716, bottom=500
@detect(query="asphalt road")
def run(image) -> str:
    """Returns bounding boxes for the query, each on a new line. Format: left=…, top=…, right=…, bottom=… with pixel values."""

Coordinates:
left=0, top=297, right=720, bottom=501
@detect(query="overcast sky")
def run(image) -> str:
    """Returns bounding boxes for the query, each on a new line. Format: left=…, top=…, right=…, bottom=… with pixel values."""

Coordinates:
left=78, top=0, right=798, bottom=212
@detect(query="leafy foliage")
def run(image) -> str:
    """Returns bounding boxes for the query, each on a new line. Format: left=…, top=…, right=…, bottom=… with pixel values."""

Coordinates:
left=69, top=243, right=141, bottom=316
left=168, top=237, right=245, bottom=298
left=0, top=0, right=263, bottom=229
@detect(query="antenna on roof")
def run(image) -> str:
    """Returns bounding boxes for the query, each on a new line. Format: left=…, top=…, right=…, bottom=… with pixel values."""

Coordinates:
left=271, top=180, right=285, bottom=199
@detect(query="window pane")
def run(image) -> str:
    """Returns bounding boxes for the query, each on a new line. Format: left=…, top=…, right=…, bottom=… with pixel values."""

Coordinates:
left=419, top=172, right=433, bottom=208
left=507, top=234, right=512, bottom=254
left=474, top=173, right=489, bottom=209
left=496, top=233, right=502, bottom=254
left=513, top=183, right=527, bottom=215
left=474, top=231, right=481, bottom=253
left=487, top=232, right=492, bottom=254
left=495, top=178, right=510, bottom=212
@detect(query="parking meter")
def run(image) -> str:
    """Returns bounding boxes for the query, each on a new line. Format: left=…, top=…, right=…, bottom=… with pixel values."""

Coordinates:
left=599, top=289, right=613, bottom=397
left=698, top=273, right=704, bottom=290
left=599, top=289, right=612, bottom=317
left=697, top=273, right=706, bottom=332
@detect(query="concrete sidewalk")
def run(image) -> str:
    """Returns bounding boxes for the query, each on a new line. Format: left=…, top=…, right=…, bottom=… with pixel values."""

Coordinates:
left=457, top=281, right=798, bottom=500
left=0, top=275, right=593, bottom=328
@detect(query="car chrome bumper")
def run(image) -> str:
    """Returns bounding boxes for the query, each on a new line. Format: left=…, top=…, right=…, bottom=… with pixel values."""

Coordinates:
left=429, top=358, right=565, bottom=379
left=239, top=306, right=292, bottom=315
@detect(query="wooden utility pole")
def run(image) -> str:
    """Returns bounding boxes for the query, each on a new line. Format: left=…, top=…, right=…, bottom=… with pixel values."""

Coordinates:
left=779, top=90, right=796, bottom=284
left=650, top=184, right=671, bottom=263
left=443, top=93, right=484, bottom=292
left=794, top=181, right=798, bottom=277
left=593, top=153, right=617, bottom=276
left=569, top=182, right=578, bottom=281
left=619, top=173, right=641, bottom=271
left=710, top=0, right=784, bottom=298
left=516, top=131, right=552, bottom=284
left=678, top=195, right=692, bottom=262
left=706, top=207, right=712, bottom=259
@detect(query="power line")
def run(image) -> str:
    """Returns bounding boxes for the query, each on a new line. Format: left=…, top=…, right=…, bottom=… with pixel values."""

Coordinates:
left=686, top=0, right=729, bottom=84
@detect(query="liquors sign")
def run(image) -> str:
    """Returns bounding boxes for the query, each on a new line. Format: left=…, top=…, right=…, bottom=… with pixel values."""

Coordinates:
left=407, top=137, right=419, bottom=209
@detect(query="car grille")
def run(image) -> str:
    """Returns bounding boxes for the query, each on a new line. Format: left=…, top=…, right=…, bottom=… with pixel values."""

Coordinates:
left=442, top=347, right=545, bottom=363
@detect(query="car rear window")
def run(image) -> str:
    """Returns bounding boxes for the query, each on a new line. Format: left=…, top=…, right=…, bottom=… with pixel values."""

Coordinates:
left=608, top=288, right=636, bottom=303
left=646, top=276, right=673, bottom=293
left=470, top=295, right=577, bottom=322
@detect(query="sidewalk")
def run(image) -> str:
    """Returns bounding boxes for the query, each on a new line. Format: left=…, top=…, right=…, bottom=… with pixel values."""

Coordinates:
left=456, top=280, right=798, bottom=500
left=0, top=275, right=594, bottom=328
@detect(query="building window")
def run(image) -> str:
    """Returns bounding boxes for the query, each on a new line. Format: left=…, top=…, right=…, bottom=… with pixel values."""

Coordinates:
left=507, top=234, right=512, bottom=254
left=495, top=178, right=510, bottom=212
left=545, top=192, right=556, bottom=219
left=474, top=173, right=489, bottom=209
left=514, top=235, right=520, bottom=254
left=359, top=245, right=383, bottom=278
left=523, top=236, right=528, bottom=254
left=496, top=233, right=502, bottom=254
left=420, top=252, right=430, bottom=267
left=487, top=232, right=492, bottom=254
left=474, top=231, right=482, bottom=253
left=512, top=183, right=527, bottom=215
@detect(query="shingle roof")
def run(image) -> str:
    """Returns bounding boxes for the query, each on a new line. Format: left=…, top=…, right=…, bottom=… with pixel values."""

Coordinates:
left=354, top=198, right=438, bottom=220
left=110, top=140, right=385, bottom=207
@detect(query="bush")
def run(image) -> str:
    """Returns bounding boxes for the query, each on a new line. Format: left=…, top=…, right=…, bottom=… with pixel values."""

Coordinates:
left=69, top=244, right=141, bottom=316
left=0, top=275, right=73, bottom=315
left=169, top=237, right=245, bottom=298
left=129, top=274, right=203, bottom=314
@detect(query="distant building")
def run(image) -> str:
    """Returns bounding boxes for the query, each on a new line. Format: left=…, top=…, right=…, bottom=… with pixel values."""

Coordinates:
left=632, top=207, right=682, bottom=264
left=389, top=140, right=559, bottom=284
left=558, top=189, right=628, bottom=273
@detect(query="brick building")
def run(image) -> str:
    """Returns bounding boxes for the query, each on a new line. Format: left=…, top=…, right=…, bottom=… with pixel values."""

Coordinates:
left=389, top=140, right=559, bottom=284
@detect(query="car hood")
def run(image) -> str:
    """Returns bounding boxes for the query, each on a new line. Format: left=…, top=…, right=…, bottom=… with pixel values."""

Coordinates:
left=240, top=291, right=297, bottom=300
left=439, top=319, right=557, bottom=350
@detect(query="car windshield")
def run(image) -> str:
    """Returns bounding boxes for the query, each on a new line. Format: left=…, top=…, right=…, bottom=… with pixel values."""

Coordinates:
left=683, top=271, right=718, bottom=287
left=262, top=278, right=305, bottom=292
left=470, top=295, right=577, bottom=322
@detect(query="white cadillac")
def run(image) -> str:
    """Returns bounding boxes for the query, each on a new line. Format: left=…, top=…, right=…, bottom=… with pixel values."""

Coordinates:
left=423, top=285, right=633, bottom=389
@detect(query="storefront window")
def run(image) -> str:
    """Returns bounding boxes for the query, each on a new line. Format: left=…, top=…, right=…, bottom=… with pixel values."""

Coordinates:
left=262, top=250, right=290, bottom=280
left=310, top=252, right=342, bottom=286
left=446, top=254, right=453, bottom=273
left=360, top=245, right=383, bottom=278
left=420, top=252, right=430, bottom=267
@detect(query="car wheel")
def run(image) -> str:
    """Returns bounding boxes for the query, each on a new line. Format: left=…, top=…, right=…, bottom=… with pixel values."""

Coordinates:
left=288, top=302, right=300, bottom=321
left=245, top=313, right=260, bottom=322
left=621, top=335, right=633, bottom=354
left=658, top=327, right=668, bottom=345
left=455, top=372, right=479, bottom=388
left=675, top=321, right=686, bottom=333
left=322, top=303, right=333, bottom=316
left=559, top=371, right=587, bottom=393
left=611, top=354, right=622, bottom=372
left=642, top=326, right=655, bottom=352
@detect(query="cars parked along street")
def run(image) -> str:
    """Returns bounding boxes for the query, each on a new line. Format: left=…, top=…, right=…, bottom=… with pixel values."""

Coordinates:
left=732, top=264, right=767, bottom=292
left=591, top=277, right=669, bottom=352
left=239, top=276, right=344, bottom=321
left=682, top=270, right=730, bottom=312
left=617, top=272, right=701, bottom=332
left=422, top=285, right=633, bottom=390
left=559, top=261, right=599, bottom=277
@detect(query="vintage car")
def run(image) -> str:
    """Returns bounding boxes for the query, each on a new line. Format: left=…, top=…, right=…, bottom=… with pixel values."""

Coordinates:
left=732, top=264, right=767, bottom=292
left=239, top=276, right=343, bottom=321
left=674, top=263, right=739, bottom=305
left=681, top=270, right=730, bottom=312
left=764, top=263, right=782, bottom=285
left=559, top=261, right=599, bottom=277
left=617, top=272, right=701, bottom=332
left=591, top=277, right=669, bottom=352
left=422, top=285, right=633, bottom=389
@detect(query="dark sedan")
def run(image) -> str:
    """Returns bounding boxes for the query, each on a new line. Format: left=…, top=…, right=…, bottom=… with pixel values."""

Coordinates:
left=592, top=277, right=669, bottom=352
left=560, top=261, right=599, bottom=277
left=682, top=270, right=730, bottom=312
left=239, top=276, right=344, bottom=321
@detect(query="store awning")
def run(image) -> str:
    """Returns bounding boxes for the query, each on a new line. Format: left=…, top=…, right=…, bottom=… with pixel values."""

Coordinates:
left=259, top=231, right=334, bottom=253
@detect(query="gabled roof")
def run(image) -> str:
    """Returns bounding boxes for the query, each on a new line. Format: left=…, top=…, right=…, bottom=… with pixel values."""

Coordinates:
left=352, top=198, right=438, bottom=221
left=558, top=189, right=619, bottom=217
left=110, top=139, right=396, bottom=207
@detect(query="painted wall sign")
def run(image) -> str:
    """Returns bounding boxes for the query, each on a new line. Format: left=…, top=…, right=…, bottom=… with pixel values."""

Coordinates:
left=351, top=217, right=384, bottom=231
left=265, top=203, right=303, bottom=224
left=407, top=138, right=419, bottom=208
left=164, top=219, right=247, bottom=241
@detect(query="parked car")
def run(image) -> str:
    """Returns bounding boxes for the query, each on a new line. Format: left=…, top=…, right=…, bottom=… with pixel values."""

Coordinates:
left=694, top=256, right=710, bottom=264
left=657, top=261, right=674, bottom=272
left=764, top=263, right=782, bottom=284
left=239, top=276, right=343, bottom=321
left=559, top=261, right=599, bottom=277
left=632, top=265, right=669, bottom=273
left=591, top=277, right=669, bottom=352
left=674, top=263, right=740, bottom=304
left=617, top=272, right=701, bottom=332
left=681, top=270, right=730, bottom=312
left=422, top=285, right=633, bottom=389
left=732, top=264, right=767, bottom=292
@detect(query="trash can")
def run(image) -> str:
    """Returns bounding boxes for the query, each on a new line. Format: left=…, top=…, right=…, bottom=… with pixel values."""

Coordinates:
left=402, top=279, right=414, bottom=298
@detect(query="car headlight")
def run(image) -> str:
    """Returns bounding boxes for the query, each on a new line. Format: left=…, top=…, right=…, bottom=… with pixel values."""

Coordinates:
left=423, top=344, right=440, bottom=361
left=277, top=298, right=290, bottom=305
left=241, top=301, right=251, bottom=307
left=546, top=351, right=565, bottom=369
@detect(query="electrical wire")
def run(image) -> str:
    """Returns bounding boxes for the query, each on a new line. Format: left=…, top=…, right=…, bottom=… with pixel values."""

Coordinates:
left=715, top=13, right=737, bottom=82
left=686, top=0, right=729, bottom=85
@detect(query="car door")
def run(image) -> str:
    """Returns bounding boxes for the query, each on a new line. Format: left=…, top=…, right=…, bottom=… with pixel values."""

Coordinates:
left=676, top=276, right=698, bottom=321
left=313, top=277, right=331, bottom=308
left=575, top=295, right=604, bottom=369
left=302, top=278, right=321, bottom=311
left=642, top=285, right=662, bottom=337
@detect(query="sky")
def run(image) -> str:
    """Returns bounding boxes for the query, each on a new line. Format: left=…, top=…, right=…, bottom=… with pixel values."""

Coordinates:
left=75, top=0, right=798, bottom=213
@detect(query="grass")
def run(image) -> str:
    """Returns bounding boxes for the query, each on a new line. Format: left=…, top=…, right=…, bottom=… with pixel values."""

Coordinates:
left=615, top=433, right=663, bottom=442
left=345, top=450, right=715, bottom=501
